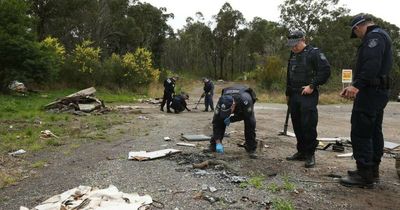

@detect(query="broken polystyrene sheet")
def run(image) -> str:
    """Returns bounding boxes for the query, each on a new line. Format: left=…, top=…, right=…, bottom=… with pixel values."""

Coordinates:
left=164, top=137, right=171, bottom=141
left=182, top=134, right=211, bottom=141
left=317, top=137, right=342, bottom=142
left=176, top=142, right=196, bottom=147
left=8, top=149, right=26, bottom=156
left=336, top=153, right=353, bottom=158
left=384, top=141, right=400, bottom=150
left=128, top=149, right=181, bottom=161
left=78, top=103, right=99, bottom=112
left=21, top=185, right=152, bottom=210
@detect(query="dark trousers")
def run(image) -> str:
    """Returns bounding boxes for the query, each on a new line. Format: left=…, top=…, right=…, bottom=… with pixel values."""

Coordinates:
left=204, top=93, right=214, bottom=111
left=351, top=89, right=388, bottom=168
left=161, top=91, right=173, bottom=111
left=210, top=112, right=256, bottom=152
left=289, top=91, right=319, bottom=156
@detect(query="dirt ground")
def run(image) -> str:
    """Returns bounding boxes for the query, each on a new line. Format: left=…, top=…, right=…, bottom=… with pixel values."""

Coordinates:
left=1, top=82, right=399, bottom=210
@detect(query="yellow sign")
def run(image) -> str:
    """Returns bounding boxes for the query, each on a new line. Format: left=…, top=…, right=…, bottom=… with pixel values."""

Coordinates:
left=342, top=69, right=352, bottom=83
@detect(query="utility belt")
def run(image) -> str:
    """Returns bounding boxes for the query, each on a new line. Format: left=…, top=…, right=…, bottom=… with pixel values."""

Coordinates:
left=365, top=75, right=390, bottom=89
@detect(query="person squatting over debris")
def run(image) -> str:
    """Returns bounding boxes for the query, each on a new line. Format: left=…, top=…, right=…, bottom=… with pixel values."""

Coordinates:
left=160, top=76, right=177, bottom=113
left=204, top=85, right=258, bottom=159
left=285, top=30, right=331, bottom=168
left=339, top=14, right=392, bottom=189
left=202, top=78, right=214, bottom=112
left=170, top=92, right=191, bottom=113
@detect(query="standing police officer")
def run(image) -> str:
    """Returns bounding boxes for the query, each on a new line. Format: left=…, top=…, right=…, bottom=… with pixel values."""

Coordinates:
left=285, top=30, right=331, bottom=168
left=340, top=14, right=392, bottom=188
left=160, top=76, right=177, bottom=113
left=202, top=78, right=214, bottom=112
left=205, top=85, right=258, bottom=159
left=170, top=92, right=191, bottom=113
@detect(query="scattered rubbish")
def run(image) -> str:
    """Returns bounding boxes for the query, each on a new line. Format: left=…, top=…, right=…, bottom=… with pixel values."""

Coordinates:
left=44, top=87, right=109, bottom=114
left=317, top=137, right=342, bottom=141
left=20, top=185, right=152, bottom=210
left=182, top=134, right=211, bottom=141
left=40, top=130, right=59, bottom=139
left=164, top=137, right=171, bottom=141
left=8, top=80, right=27, bottom=93
left=336, top=153, right=353, bottom=158
left=229, top=175, right=247, bottom=183
left=384, top=141, right=400, bottom=150
left=128, top=149, right=181, bottom=161
left=201, top=184, right=208, bottom=191
left=140, top=98, right=161, bottom=104
left=193, top=169, right=210, bottom=176
left=209, top=186, right=217, bottom=192
left=8, top=149, right=26, bottom=156
left=176, top=142, right=196, bottom=147
left=396, top=154, right=400, bottom=179
left=137, top=116, right=149, bottom=120
left=202, top=195, right=220, bottom=203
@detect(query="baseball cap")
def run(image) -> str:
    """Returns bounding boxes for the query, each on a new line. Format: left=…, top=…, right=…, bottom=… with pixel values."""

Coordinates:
left=216, top=95, right=233, bottom=119
left=287, top=30, right=305, bottom=47
left=350, top=14, right=372, bottom=38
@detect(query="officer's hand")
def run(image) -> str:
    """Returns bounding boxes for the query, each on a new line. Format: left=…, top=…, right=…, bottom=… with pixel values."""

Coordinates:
left=224, top=117, right=231, bottom=126
left=286, top=96, right=290, bottom=105
left=301, top=85, right=314, bottom=95
left=216, top=143, right=224, bottom=153
left=340, top=86, right=359, bottom=99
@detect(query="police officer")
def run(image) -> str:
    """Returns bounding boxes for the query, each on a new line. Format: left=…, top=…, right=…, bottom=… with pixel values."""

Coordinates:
left=160, top=76, right=177, bottom=113
left=202, top=78, right=214, bottom=112
left=340, top=14, right=392, bottom=188
left=205, top=85, right=258, bottom=159
left=170, top=92, right=191, bottom=113
left=285, top=30, right=331, bottom=168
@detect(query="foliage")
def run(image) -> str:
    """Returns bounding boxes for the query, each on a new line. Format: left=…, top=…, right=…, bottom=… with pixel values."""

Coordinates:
left=272, top=198, right=295, bottom=210
left=122, top=48, right=160, bottom=88
left=245, top=56, right=286, bottom=90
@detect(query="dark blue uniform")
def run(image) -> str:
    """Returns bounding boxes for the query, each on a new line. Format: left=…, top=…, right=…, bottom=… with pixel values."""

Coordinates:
left=211, top=86, right=257, bottom=152
left=286, top=45, right=331, bottom=156
left=203, top=80, right=214, bottom=111
left=171, top=94, right=190, bottom=113
left=350, top=26, right=392, bottom=171
left=160, top=77, right=175, bottom=112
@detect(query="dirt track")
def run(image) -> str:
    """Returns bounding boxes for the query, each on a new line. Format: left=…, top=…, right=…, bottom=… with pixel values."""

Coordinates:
left=1, top=82, right=399, bottom=210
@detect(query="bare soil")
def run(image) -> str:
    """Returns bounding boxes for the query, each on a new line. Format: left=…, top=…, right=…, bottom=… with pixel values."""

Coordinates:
left=1, top=82, right=399, bottom=210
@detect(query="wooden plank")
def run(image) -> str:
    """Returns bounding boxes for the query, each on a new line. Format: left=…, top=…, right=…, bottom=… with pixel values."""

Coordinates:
left=182, top=134, right=211, bottom=141
left=176, top=142, right=196, bottom=147
left=336, top=153, right=353, bottom=158
left=66, top=87, right=96, bottom=98
left=128, top=149, right=181, bottom=161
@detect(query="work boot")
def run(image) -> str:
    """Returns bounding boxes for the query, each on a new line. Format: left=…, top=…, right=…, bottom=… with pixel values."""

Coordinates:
left=247, top=150, right=258, bottom=159
left=348, top=165, right=380, bottom=183
left=167, top=109, right=172, bottom=113
left=160, top=107, right=164, bottom=112
left=203, top=109, right=209, bottom=112
left=286, top=152, right=306, bottom=161
left=203, top=144, right=216, bottom=153
left=304, top=154, right=315, bottom=168
left=340, top=167, right=375, bottom=189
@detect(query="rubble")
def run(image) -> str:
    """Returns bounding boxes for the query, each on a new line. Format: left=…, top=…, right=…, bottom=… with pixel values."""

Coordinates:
left=44, top=87, right=109, bottom=114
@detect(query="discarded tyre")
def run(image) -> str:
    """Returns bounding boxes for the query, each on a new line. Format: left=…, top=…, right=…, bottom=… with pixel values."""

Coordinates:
left=396, top=154, right=400, bottom=179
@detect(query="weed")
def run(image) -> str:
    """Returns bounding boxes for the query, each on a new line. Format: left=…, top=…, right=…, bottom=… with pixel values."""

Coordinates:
left=282, top=176, right=296, bottom=191
left=31, top=160, right=47, bottom=168
left=267, top=183, right=280, bottom=192
left=272, top=198, right=294, bottom=210
left=0, top=172, right=17, bottom=188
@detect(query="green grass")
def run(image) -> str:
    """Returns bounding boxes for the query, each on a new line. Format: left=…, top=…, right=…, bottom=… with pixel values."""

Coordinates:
left=272, top=198, right=295, bottom=210
left=31, top=160, right=47, bottom=168
left=240, top=175, right=265, bottom=189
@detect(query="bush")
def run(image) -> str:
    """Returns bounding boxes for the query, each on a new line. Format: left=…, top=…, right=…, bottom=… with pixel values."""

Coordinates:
left=245, top=55, right=286, bottom=90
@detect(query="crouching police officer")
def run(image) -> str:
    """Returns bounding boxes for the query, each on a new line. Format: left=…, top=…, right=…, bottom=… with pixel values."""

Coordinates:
left=205, top=85, right=258, bottom=159
left=202, top=78, right=214, bottom=112
left=170, top=92, right=191, bottom=113
left=285, top=30, right=331, bottom=168
left=160, top=76, right=177, bottom=113
left=340, top=14, right=392, bottom=188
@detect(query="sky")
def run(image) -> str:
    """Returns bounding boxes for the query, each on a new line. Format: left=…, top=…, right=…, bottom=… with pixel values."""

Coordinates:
left=142, top=0, right=400, bottom=31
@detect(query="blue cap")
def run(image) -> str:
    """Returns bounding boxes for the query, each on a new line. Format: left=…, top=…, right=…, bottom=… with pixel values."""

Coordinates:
left=216, top=95, right=233, bottom=119
left=350, top=14, right=372, bottom=38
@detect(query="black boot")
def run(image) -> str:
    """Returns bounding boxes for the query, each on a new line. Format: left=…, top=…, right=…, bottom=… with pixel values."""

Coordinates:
left=160, top=107, right=164, bottom=112
left=347, top=165, right=379, bottom=183
left=340, top=166, right=375, bottom=189
left=167, top=109, right=172, bottom=113
left=304, top=154, right=315, bottom=168
left=203, top=144, right=216, bottom=153
left=247, top=150, right=258, bottom=159
left=286, top=152, right=306, bottom=161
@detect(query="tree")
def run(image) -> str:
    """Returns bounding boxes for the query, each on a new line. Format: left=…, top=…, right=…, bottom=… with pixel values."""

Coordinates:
left=213, top=2, right=244, bottom=79
left=279, top=0, right=349, bottom=37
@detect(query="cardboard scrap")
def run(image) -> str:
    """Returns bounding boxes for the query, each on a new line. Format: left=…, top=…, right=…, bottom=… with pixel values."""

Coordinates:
left=21, top=185, right=152, bottom=210
left=128, top=149, right=181, bottom=161
left=182, top=134, right=211, bottom=141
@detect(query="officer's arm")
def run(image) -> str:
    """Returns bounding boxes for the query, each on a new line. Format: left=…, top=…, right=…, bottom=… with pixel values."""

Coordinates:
left=311, top=49, right=331, bottom=88
left=212, top=114, right=225, bottom=140
left=285, top=53, right=292, bottom=96
left=352, top=33, right=386, bottom=89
